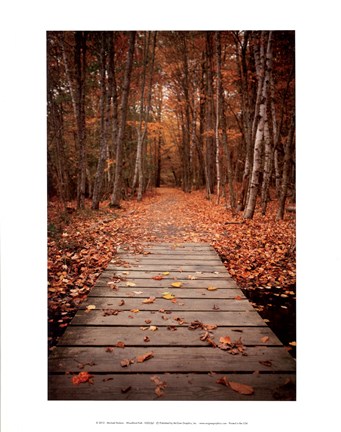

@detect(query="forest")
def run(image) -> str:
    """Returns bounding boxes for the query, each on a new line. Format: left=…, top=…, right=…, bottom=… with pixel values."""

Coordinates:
left=47, top=31, right=296, bottom=354
left=47, top=31, right=295, bottom=218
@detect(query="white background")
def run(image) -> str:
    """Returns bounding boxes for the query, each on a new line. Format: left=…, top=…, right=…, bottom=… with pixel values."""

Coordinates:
left=1, top=1, right=341, bottom=431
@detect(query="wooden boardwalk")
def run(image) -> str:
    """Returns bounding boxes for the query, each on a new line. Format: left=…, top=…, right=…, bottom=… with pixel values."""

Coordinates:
left=48, top=243, right=296, bottom=400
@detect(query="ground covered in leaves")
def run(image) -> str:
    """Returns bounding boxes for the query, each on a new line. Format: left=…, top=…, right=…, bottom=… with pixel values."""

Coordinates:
left=48, top=187, right=296, bottom=355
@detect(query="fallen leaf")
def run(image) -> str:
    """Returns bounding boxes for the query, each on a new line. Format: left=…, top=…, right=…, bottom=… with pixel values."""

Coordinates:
left=105, top=347, right=114, bottom=353
left=145, top=319, right=152, bottom=324
left=219, top=336, right=232, bottom=345
left=260, top=336, right=269, bottom=343
left=126, top=282, right=136, bottom=287
left=149, top=325, right=158, bottom=331
left=187, top=275, right=197, bottom=280
left=143, top=296, right=156, bottom=304
left=116, top=341, right=125, bottom=348
left=136, top=352, right=154, bottom=363
left=234, top=295, right=242, bottom=300
left=171, top=282, right=182, bottom=288
left=85, top=304, right=96, bottom=312
left=207, top=286, right=218, bottom=291
left=152, top=275, right=164, bottom=280
left=133, top=291, right=143, bottom=295
left=120, top=358, right=133, bottom=367
left=144, top=336, right=150, bottom=342
left=151, top=375, right=167, bottom=398
left=259, top=360, right=272, bottom=367
left=103, top=309, right=120, bottom=316
left=71, top=371, right=94, bottom=385
left=228, top=381, right=254, bottom=395
left=118, top=299, right=125, bottom=306
left=217, top=376, right=254, bottom=395
left=130, top=309, right=140, bottom=313
left=162, top=292, right=175, bottom=300
left=121, top=386, right=132, bottom=394
left=289, top=341, right=296, bottom=346
left=162, top=272, right=170, bottom=276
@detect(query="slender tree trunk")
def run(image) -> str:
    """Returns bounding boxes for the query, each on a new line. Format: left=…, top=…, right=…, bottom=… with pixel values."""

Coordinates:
left=276, top=114, right=295, bottom=220
left=110, top=31, right=136, bottom=207
left=60, top=34, right=78, bottom=124
left=137, top=31, right=156, bottom=201
left=75, top=31, right=87, bottom=209
left=244, top=31, right=272, bottom=219
left=260, top=109, right=272, bottom=214
left=92, top=33, right=108, bottom=210
left=215, top=32, right=221, bottom=204
left=204, top=32, right=215, bottom=199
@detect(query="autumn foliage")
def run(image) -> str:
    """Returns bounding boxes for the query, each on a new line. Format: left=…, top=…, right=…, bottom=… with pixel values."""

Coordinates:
left=48, top=187, right=295, bottom=349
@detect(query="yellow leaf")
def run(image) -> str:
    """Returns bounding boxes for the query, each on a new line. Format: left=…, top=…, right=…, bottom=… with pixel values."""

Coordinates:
left=142, top=297, right=156, bottom=304
left=130, top=309, right=140, bottom=313
left=207, top=286, right=218, bottom=291
left=162, top=292, right=175, bottom=300
left=126, top=282, right=136, bottom=287
left=149, top=325, right=158, bottom=331
left=162, top=272, right=170, bottom=276
left=86, top=305, right=96, bottom=310
left=171, top=282, right=182, bottom=288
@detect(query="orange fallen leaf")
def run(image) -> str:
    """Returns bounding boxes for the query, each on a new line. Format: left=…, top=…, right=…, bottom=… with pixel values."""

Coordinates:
left=71, top=371, right=94, bottom=385
left=260, top=336, right=269, bottom=343
left=136, top=352, right=154, bottom=363
left=120, top=358, right=133, bottom=367
left=142, top=296, right=156, bottom=304
left=217, top=376, right=254, bottom=395
left=116, top=341, right=125, bottom=348
left=207, top=286, right=218, bottom=291
left=130, top=309, right=140, bottom=313
left=234, top=295, right=242, bottom=300
left=152, top=275, right=164, bottom=280
left=228, top=381, right=254, bottom=395
left=219, top=336, right=232, bottom=345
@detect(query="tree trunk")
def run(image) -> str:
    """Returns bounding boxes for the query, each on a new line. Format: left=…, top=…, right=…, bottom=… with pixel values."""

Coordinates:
left=75, top=31, right=87, bottom=210
left=244, top=32, right=272, bottom=219
left=215, top=32, right=221, bottom=204
left=110, top=31, right=136, bottom=208
left=276, top=113, right=295, bottom=220
left=92, top=33, right=108, bottom=210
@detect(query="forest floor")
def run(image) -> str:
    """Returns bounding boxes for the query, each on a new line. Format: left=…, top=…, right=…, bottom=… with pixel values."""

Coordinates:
left=48, top=187, right=296, bottom=357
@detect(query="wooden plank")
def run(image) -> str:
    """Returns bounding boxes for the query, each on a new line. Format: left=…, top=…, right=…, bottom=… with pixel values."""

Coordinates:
left=58, top=325, right=283, bottom=347
left=49, top=242, right=295, bottom=401
left=80, top=297, right=253, bottom=311
left=94, top=277, right=238, bottom=289
left=115, top=256, right=223, bottom=263
left=48, top=373, right=296, bottom=401
left=108, top=264, right=227, bottom=272
left=70, top=310, right=267, bottom=326
left=100, top=270, right=232, bottom=279
left=48, top=346, right=296, bottom=373
left=89, top=286, right=243, bottom=298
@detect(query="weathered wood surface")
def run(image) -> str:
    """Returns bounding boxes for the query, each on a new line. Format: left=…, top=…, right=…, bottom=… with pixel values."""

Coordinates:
left=49, top=243, right=296, bottom=401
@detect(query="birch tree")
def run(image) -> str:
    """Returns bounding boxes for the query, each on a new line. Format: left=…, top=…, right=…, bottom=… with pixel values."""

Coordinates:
left=244, top=31, right=272, bottom=220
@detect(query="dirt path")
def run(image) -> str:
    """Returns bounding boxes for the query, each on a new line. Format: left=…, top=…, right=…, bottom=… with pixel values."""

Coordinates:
left=136, top=187, right=201, bottom=240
